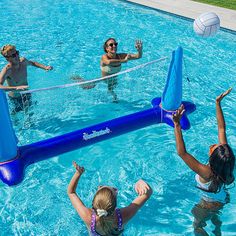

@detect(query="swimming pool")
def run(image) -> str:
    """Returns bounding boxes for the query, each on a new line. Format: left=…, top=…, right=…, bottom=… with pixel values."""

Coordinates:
left=0, top=0, right=236, bottom=235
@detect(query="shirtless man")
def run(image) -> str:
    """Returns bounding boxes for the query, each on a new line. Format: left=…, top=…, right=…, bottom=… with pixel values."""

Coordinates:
left=0, top=44, right=53, bottom=112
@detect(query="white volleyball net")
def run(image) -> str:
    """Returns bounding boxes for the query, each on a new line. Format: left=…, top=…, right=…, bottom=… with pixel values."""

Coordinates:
left=7, top=57, right=169, bottom=144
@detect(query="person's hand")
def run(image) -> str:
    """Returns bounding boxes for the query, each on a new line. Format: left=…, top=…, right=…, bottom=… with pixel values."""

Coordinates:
left=135, top=40, right=143, bottom=51
left=73, top=161, right=85, bottom=175
left=216, top=88, right=232, bottom=103
left=45, top=65, right=53, bottom=71
left=123, top=54, right=130, bottom=62
left=81, top=82, right=96, bottom=90
left=15, top=85, right=29, bottom=90
left=135, top=179, right=151, bottom=196
left=172, top=104, right=185, bottom=124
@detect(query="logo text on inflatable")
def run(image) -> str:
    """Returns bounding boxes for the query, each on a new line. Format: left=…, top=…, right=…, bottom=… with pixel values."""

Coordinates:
left=83, top=127, right=112, bottom=141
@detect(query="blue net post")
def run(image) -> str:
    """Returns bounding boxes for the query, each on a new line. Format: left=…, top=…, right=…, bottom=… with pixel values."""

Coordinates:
left=0, top=90, right=18, bottom=162
left=161, top=46, right=183, bottom=111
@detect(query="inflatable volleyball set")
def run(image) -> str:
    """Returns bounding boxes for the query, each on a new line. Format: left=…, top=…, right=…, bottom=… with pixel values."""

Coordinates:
left=0, top=46, right=196, bottom=186
left=0, top=12, right=220, bottom=186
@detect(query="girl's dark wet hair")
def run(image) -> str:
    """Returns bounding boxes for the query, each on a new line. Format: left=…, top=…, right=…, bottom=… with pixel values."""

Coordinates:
left=103, top=38, right=116, bottom=53
left=208, top=144, right=235, bottom=193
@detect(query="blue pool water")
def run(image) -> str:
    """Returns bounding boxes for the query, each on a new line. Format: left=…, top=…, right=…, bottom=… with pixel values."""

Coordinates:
left=1, top=0, right=236, bottom=235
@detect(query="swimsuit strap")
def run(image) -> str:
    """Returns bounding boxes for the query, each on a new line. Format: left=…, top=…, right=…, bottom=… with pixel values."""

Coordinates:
left=115, top=208, right=123, bottom=231
left=91, top=209, right=123, bottom=235
left=91, top=210, right=100, bottom=236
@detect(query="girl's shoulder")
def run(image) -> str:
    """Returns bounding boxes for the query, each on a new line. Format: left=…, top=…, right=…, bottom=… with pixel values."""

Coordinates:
left=197, top=174, right=211, bottom=184
left=84, top=208, right=93, bottom=226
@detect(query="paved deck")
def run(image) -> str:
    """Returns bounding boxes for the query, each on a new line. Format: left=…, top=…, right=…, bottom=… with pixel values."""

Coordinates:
left=126, top=0, right=236, bottom=31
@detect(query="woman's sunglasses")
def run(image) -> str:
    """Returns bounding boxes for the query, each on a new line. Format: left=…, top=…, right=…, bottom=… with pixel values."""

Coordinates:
left=5, top=50, right=19, bottom=58
left=108, top=42, right=118, bottom=47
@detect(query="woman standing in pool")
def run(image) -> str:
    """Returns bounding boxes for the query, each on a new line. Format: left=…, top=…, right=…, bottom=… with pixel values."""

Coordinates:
left=68, top=161, right=152, bottom=236
left=173, top=88, right=235, bottom=236
left=100, top=38, right=142, bottom=102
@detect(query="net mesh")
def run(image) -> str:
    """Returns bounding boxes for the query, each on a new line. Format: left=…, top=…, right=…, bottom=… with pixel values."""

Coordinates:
left=7, top=57, right=169, bottom=144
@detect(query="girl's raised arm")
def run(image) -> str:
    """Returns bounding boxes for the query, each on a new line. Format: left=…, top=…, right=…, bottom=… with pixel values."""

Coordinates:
left=67, top=162, right=91, bottom=224
left=215, top=88, right=232, bottom=144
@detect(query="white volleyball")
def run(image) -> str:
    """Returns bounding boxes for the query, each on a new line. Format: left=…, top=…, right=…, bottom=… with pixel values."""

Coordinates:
left=193, top=12, right=220, bottom=37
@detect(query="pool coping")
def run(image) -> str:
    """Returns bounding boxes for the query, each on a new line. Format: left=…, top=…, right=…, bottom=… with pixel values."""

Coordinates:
left=124, top=0, right=236, bottom=33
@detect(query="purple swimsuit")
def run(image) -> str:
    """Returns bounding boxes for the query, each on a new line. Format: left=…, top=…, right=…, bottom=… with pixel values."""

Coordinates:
left=90, top=208, right=123, bottom=236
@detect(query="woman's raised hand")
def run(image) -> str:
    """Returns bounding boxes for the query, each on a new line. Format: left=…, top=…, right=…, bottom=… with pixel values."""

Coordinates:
left=73, top=161, right=85, bottom=175
left=135, top=40, right=143, bottom=51
left=216, top=88, right=232, bottom=103
left=172, top=104, right=185, bottom=124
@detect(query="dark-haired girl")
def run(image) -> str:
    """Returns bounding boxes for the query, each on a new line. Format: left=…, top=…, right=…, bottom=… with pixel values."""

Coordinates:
left=173, top=88, right=235, bottom=236
left=100, top=38, right=142, bottom=102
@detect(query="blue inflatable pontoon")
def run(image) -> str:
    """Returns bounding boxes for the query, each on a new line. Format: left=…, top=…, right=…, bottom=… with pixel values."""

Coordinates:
left=0, top=46, right=196, bottom=186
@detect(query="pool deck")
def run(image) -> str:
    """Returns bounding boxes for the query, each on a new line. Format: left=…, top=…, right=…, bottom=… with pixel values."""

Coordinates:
left=126, top=0, right=236, bottom=32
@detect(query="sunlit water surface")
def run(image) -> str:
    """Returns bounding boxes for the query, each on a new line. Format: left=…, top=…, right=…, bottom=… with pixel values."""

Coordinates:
left=0, top=0, right=236, bottom=235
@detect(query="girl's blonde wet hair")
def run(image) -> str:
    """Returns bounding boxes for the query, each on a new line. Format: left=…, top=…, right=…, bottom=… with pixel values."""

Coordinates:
left=1, top=44, right=16, bottom=57
left=92, top=187, right=117, bottom=235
